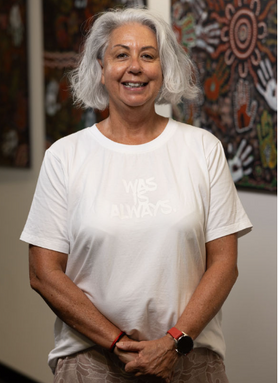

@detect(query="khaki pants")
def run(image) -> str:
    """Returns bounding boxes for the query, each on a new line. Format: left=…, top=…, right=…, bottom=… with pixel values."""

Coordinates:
left=54, top=346, right=229, bottom=383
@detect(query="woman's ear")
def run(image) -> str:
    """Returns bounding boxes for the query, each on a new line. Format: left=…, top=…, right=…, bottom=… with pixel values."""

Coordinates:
left=98, top=59, right=105, bottom=85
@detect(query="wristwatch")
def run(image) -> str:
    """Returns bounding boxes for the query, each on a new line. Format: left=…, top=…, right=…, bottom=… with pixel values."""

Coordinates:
left=167, top=327, right=194, bottom=355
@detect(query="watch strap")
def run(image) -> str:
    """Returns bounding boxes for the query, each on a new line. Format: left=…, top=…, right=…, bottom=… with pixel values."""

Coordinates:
left=167, top=327, right=183, bottom=340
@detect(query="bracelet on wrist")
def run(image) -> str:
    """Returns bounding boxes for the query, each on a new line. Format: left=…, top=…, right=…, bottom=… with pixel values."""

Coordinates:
left=109, top=331, right=126, bottom=353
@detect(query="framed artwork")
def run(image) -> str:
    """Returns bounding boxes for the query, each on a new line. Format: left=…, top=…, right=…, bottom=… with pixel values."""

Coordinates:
left=171, top=0, right=277, bottom=191
left=0, top=0, right=30, bottom=168
left=43, top=0, right=146, bottom=149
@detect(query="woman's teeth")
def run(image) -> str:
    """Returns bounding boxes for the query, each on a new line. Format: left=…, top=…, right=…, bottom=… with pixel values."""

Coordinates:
left=123, top=82, right=146, bottom=88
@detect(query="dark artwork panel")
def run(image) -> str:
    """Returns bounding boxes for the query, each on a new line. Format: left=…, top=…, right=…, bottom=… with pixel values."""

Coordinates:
left=0, top=0, right=30, bottom=168
left=43, top=0, right=146, bottom=149
left=171, top=0, right=277, bottom=191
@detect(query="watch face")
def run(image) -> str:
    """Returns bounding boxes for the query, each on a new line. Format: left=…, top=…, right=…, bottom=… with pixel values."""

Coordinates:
left=177, top=335, right=194, bottom=354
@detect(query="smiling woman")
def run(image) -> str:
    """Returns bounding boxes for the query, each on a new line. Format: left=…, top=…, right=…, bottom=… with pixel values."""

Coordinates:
left=20, top=7, right=252, bottom=383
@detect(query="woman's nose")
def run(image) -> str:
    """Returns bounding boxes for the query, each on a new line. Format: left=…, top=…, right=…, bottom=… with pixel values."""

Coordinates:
left=128, top=57, right=142, bottom=74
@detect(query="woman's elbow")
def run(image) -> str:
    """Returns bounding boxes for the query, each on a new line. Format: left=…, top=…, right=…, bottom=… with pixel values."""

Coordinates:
left=29, top=271, right=41, bottom=292
left=29, top=265, right=46, bottom=294
left=233, top=265, right=239, bottom=284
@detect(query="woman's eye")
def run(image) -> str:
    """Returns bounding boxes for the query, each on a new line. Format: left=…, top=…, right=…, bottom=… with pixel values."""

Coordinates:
left=117, top=53, right=128, bottom=59
left=142, top=54, right=153, bottom=60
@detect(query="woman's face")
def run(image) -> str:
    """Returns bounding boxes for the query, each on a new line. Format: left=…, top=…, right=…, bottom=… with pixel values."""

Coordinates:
left=99, top=23, right=163, bottom=111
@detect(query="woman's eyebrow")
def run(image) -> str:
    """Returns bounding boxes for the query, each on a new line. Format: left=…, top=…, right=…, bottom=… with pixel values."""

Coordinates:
left=112, top=44, right=158, bottom=51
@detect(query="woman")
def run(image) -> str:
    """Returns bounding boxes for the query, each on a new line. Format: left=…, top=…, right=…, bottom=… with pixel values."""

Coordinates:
left=21, top=8, right=252, bottom=383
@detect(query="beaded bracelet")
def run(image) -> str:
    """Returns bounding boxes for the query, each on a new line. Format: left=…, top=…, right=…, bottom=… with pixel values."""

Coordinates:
left=109, top=331, right=126, bottom=353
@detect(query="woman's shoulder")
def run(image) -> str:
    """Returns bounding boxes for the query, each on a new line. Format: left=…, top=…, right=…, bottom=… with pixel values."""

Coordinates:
left=47, top=125, right=96, bottom=158
left=170, top=119, right=220, bottom=152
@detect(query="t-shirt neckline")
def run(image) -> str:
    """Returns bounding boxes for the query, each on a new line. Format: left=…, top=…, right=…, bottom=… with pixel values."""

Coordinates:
left=90, top=118, right=175, bottom=153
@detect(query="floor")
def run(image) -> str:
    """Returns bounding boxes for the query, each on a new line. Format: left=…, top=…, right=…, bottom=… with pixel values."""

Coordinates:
left=0, top=363, right=39, bottom=383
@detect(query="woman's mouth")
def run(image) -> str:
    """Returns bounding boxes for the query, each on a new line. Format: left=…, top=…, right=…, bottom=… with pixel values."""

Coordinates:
left=122, top=82, right=148, bottom=88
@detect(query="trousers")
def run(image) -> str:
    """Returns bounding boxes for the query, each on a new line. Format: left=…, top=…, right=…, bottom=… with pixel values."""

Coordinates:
left=54, top=346, right=229, bottom=383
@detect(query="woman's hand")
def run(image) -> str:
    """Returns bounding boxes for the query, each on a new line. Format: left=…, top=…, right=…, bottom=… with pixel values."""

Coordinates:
left=113, top=335, right=139, bottom=364
left=116, top=335, right=180, bottom=382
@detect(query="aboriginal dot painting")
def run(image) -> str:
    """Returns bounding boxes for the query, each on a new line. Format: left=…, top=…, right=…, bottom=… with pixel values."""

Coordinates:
left=0, top=0, right=30, bottom=168
left=171, top=0, right=277, bottom=191
left=43, top=0, right=146, bottom=149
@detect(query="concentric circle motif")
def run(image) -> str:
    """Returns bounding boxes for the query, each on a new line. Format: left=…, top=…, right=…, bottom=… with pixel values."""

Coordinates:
left=229, top=9, right=258, bottom=60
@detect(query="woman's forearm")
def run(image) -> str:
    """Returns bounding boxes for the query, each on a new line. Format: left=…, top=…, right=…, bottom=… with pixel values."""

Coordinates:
left=175, top=259, right=238, bottom=340
left=29, top=246, right=128, bottom=350
left=175, top=234, right=238, bottom=339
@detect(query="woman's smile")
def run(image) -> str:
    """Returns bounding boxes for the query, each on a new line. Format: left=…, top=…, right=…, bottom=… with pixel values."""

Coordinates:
left=122, top=82, right=148, bottom=89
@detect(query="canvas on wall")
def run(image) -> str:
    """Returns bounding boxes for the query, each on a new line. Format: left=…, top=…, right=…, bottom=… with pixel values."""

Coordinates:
left=171, top=0, right=277, bottom=191
left=43, top=0, right=146, bottom=149
left=0, top=0, right=30, bottom=168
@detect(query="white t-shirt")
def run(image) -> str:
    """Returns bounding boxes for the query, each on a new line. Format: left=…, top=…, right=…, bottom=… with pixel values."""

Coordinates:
left=20, top=118, right=252, bottom=372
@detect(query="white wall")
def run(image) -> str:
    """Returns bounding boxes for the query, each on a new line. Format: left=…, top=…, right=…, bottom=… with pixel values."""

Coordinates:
left=0, top=0, right=276, bottom=382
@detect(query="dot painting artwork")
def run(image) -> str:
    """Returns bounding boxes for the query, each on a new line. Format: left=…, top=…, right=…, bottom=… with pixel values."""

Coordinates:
left=171, top=0, right=277, bottom=191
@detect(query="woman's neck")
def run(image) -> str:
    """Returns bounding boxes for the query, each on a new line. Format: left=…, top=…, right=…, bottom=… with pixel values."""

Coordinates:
left=97, top=105, right=168, bottom=145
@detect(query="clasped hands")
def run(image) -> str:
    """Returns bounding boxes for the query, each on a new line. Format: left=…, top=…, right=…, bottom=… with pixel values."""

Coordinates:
left=114, top=334, right=180, bottom=383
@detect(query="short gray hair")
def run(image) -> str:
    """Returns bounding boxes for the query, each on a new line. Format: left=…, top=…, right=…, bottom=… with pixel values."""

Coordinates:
left=69, top=8, right=200, bottom=110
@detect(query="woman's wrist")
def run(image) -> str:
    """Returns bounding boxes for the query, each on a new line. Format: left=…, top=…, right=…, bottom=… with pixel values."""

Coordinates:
left=109, top=331, right=126, bottom=353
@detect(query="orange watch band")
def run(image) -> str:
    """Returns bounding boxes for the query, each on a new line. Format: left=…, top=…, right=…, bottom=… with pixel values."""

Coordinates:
left=167, top=327, right=183, bottom=340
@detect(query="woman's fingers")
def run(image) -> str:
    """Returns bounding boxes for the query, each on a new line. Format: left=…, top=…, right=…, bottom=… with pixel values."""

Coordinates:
left=118, top=352, right=138, bottom=364
left=116, top=341, right=143, bottom=352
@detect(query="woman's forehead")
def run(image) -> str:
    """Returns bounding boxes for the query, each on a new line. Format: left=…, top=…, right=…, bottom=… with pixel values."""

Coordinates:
left=108, top=23, right=157, bottom=47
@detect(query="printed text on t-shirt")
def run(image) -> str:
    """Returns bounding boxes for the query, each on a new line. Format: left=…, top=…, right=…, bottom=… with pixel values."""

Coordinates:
left=110, top=177, right=174, bottom=219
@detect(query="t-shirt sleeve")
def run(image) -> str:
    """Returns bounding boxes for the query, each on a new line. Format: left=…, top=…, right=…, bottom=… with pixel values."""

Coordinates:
left=20, top=149, right=70, bottom=254
left=205, top=141, right=252, bottom=243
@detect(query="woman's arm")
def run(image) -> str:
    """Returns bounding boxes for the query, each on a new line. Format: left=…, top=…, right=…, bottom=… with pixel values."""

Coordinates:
left=117, top=233, right=238, bottom=381
left=175, top=232, right=238, bottom=338
left=29, top=245, right=135, bottom=357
